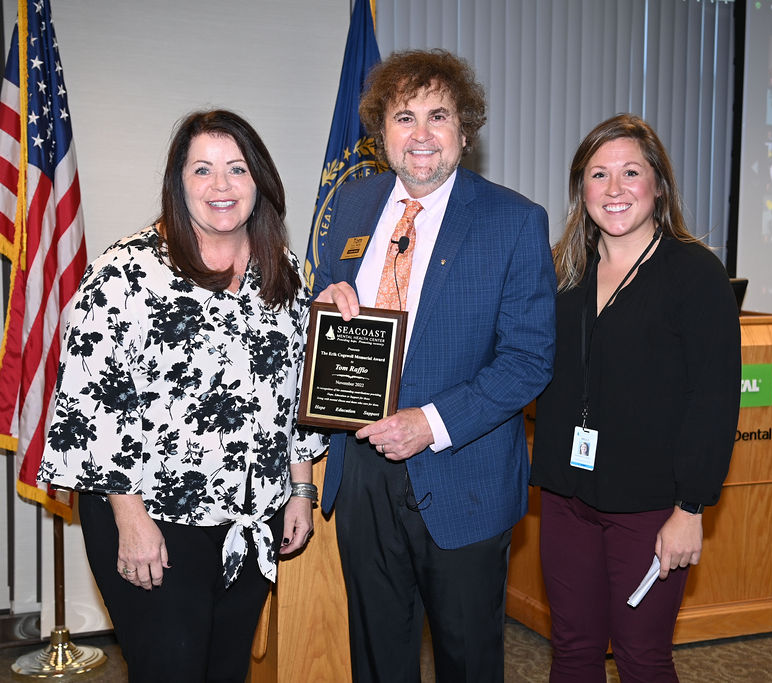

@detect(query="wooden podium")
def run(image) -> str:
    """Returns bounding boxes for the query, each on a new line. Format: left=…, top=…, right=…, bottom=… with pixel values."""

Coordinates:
left=507, top=314, right=772, bottom=644
left=248, top=457, right=351, bottom=682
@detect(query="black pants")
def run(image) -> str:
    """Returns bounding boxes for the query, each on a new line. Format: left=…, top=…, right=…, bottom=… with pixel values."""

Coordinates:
left=79, top=494, right=282, bottom=683
left=335, top=437, right=512, bottom=683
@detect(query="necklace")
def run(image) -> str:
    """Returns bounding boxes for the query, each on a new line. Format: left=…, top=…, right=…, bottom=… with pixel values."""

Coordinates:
left=232, top=257, right=252, bottom=285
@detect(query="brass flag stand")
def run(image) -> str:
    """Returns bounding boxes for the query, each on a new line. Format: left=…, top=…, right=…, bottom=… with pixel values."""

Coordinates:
left=12, top=514, right=106, bottom=676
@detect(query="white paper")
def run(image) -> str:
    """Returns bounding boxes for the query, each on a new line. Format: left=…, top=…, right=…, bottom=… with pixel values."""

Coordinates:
left=627, top=556, right=660, bottom=607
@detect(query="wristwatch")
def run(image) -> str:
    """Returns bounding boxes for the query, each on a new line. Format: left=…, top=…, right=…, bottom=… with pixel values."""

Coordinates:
left=675, top=500, right=704, bottom=515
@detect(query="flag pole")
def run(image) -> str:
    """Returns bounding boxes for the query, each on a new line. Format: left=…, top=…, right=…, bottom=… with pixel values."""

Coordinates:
left=11, top=514, right=107, bottom=676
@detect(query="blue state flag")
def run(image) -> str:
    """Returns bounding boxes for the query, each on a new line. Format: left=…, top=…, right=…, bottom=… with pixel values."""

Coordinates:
left=305, top=0, right=384, bottom=292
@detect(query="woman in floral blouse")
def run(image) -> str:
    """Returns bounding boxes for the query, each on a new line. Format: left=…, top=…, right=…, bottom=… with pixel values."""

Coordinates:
left=38, top=110, right=326, bottom=682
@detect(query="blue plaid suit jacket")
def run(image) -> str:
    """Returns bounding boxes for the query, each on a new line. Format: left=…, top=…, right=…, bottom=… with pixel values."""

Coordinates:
left=314, top=167, right=556, bottom=549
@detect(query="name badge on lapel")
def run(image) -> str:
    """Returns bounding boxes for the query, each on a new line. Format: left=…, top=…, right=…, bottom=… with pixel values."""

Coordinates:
left=340, top=236, right=370, bottom=260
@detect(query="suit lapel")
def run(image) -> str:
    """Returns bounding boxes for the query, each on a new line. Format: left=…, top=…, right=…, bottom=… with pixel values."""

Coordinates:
left=404, top=168, right=476, bottom=371
left=335, top=172, right=394, bottom=288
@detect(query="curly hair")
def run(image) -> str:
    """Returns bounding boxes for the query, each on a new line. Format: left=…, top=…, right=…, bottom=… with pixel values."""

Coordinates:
left=359, top=49, right=486, bottom=162
left=158, top=109, right=300, bottom=308
left=554, top=113, right=698, bottom=291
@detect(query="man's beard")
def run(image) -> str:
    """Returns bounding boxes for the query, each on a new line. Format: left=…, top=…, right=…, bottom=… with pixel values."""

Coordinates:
left=388, top=155, right=459, bottom=192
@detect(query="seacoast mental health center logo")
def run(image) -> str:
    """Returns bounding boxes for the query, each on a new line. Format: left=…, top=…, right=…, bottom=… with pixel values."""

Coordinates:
left=740, top=364, right=772, bottom=408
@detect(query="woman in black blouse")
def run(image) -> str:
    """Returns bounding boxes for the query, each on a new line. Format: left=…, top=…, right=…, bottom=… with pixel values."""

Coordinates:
left=531, top=114, right=740, bottom=682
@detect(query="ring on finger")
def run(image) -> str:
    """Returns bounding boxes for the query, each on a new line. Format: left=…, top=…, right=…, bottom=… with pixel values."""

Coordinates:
left=122, top=567, right=136, bottom=576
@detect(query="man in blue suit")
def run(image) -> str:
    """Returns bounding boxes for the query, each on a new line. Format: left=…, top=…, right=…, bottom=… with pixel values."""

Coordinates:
left=314, top=49, right=555, bottom=682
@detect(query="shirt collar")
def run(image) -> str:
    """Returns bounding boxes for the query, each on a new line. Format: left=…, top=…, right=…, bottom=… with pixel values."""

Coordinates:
left=391, top=170, right=458, bottom=216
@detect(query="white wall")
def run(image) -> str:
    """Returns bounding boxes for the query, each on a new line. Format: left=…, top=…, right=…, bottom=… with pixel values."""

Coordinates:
left=3, top=0, right=349, bottom=259
left=2, top=0, right=353, bottom=635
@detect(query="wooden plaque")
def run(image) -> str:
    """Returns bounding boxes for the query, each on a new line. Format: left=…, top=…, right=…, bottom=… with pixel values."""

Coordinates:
left=298, top=302, right=407, bottom=431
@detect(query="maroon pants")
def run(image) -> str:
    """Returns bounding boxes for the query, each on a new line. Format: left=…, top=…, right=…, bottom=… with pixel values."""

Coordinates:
left=539, top=489, right=689, bottom=683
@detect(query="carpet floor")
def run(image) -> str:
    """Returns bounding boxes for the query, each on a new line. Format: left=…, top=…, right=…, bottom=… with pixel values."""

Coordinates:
left=1, top=618, right=770, bottom=681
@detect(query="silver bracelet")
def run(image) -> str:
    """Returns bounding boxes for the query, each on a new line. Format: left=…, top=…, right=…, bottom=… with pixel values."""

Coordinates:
left=290, top=482, right=318, bottom=505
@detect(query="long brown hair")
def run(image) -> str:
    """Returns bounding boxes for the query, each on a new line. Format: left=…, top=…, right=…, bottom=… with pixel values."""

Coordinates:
left=158, top=109, right=300, bottom=308
left=554, top=113, right=698, bottom=291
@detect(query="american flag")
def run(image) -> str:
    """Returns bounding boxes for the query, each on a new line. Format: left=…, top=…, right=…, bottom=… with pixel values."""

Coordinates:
left=0, top=0, right=87, bottom=520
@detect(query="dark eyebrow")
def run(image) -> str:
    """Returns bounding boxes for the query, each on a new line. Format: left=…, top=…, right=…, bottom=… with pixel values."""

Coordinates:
left=188, top=158, right=246, bottom=165
left=391, top=106, right=452, bottom=120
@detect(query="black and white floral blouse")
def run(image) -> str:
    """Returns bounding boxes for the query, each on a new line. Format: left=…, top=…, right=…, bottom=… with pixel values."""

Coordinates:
left=38, top=226, right=325, bottom=586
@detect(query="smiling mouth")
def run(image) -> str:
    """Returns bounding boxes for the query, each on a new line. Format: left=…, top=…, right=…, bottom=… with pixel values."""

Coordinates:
left=408, top=150, right=437, bottom=156
left=208, top=201, right=236, bottom=208
left=604, top=203, right=631, bottom=213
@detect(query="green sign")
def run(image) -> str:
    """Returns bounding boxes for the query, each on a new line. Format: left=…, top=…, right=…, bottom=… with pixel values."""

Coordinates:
left=740, top=364, right=772, bottom=408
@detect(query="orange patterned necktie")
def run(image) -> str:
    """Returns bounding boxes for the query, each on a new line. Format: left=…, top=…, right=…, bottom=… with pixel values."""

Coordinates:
left=375, top=199, right=423, bottom=310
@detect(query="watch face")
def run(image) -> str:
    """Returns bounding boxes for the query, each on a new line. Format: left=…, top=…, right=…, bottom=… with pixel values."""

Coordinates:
left=679, top=500, right=703, bottom=514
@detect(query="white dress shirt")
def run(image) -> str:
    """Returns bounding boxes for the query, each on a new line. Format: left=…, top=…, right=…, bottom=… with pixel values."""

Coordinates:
left=355, top=172, right=456, bottom=451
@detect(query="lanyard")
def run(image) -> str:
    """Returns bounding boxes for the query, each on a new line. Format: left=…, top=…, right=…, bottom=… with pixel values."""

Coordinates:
left=579, top=228, right=662, bottom=427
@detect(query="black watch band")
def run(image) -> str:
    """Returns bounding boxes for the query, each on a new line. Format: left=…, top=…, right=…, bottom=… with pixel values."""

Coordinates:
left=675, top=500, right=704, bottom=515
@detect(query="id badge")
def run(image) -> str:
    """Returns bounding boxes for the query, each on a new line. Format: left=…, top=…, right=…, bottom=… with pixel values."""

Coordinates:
left=570, top=426, right=598, bottom=471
